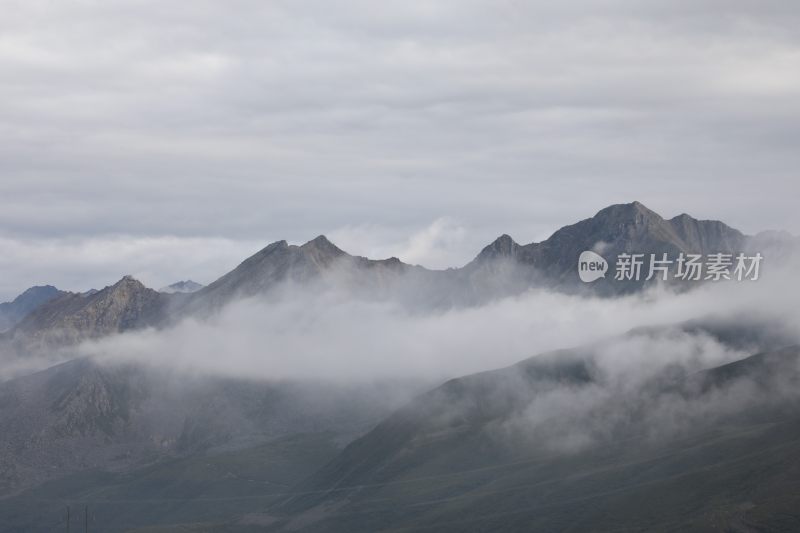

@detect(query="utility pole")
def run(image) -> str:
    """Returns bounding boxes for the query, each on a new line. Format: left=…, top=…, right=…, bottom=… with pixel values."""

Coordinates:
left=84, top=505, right=88, bottom=532
left=66, top=505, right=70, bottom=533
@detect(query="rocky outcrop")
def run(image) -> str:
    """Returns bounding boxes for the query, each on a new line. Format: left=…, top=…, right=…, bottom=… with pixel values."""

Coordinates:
left=465, top=201, right=751, bottom=294
left=7, top=276, right=170, bottom=348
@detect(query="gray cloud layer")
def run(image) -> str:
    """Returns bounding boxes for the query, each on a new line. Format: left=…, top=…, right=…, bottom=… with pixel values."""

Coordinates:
left=1, top=0, right=799, bottom=298
left=74, top=258, right=797, bottom=383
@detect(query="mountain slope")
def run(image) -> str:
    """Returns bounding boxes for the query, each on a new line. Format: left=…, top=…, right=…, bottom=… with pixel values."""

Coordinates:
left=0, top=285, right=65, bottom=333
left=0, top=431, right=341, bottom=533
left=180, top=236, right=431, bottom=315
left=0, top=356, right=426, bottom=500
left=267, top=343, right=800, bottom=532
left=466, top=201, right=750, bottom=294
left=2, top=202, right=786, bottom=350
left=182, top=201, right=762, bottom=314
left=6, top=276, right=171, bottom=348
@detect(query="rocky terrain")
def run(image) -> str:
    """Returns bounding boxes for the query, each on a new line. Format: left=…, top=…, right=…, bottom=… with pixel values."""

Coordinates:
left=2, top=276, right=173, bottom=352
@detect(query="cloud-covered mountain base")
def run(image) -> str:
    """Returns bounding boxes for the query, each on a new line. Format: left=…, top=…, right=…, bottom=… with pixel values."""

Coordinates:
left=3, top=333, right=797, bottom=532
left=0, top=205, right=797, bottom=532
left=260, top=345, right=800, bottom=533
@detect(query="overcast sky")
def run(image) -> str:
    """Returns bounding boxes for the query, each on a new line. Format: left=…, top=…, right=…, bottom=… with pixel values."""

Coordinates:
left=1, top=0, right=799, bottom=299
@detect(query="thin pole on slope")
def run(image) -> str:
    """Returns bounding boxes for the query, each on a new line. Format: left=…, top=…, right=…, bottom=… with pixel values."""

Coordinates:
left=66, top=505, right=70, bottom=533
left=84, top=505, right=88, bottom=533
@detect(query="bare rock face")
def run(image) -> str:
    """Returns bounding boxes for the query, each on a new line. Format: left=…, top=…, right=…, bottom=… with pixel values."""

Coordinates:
left=465, top=201, right=751, bottom=294
left=8, top=276, right=169, bottom=348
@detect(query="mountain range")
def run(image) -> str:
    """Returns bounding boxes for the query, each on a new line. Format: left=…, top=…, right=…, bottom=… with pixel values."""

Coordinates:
left=1, top=201, right=791, bottom=352
left=0, top=201, right=798, bottom=531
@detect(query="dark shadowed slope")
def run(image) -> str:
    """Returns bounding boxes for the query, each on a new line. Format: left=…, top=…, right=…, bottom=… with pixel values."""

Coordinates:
left=0, top=285, right=65, bottom=333
left=0, top=432, right=342, bottom=533
left=159, top=280, right=204, bottom=294
left=0, top=356, right=425, bottom=501
left=264, top=344, right=800, bottom=533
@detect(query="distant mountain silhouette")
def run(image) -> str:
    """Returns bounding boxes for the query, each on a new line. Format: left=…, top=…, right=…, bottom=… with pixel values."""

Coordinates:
left=179, top=235, right=420, bottom=315
left=159, top=280, right=204, bottom=294
left=0, top=285, right=64, bottom=333
left=466, top=201, right=751, bottom=294
left=4, top=202, right=793, bottom=347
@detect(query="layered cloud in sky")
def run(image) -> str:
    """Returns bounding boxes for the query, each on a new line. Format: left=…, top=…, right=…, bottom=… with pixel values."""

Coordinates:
left=1, top=0, right=799, bottom=296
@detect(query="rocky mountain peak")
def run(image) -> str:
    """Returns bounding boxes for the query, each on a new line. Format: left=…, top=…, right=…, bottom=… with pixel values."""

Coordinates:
left=15, top=285, right=60, bottom=299
left=299, top=235, right=347, bottom=267
left=301, top=235, right=344, bottom=254
left=115, top=274, right=143, bottom=287
left=262, top=239, right=289, bottom=252
left=458, top=201, right=752, bottom=296
left=159, top=280, right=204, bottom=294
left=475, top=234, right=520, bottom=262
left=593, top=201, right=663, bottom=226
left=5, top=202, right=768, bottom=344
left=104, top=276, right=153, bottom=301
left=7, top=276, right=167, bottom=346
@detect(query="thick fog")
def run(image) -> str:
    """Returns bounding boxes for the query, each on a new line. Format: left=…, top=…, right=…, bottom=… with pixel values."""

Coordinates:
left=491, top=330, right=799, bottom=455
left=75, top=256, right=798, bottom=385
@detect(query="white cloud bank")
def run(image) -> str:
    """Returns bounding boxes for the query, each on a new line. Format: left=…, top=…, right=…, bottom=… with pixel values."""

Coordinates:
left=78, top=262, right=798, bottom=382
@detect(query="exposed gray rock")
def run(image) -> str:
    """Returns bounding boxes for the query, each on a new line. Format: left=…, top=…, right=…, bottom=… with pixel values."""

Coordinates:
left=464, top=201, right=752, bottom=294
left=6, top=276, right=171, bottom=350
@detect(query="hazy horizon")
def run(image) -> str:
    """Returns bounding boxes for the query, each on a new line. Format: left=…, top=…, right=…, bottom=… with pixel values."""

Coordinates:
left=0, top=199, right=792, bottom=300
left=2, top=0, right=800, bottom=299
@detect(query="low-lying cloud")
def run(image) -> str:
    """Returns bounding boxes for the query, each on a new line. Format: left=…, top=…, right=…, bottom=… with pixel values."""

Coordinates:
left=77, top=257, right=799, bottom=384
